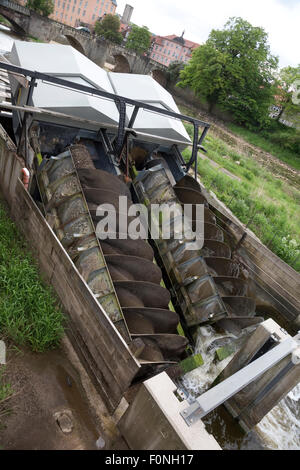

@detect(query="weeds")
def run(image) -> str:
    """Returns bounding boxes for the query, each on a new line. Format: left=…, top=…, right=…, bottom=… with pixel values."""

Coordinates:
left=182, top=126, right=300, bottom=272
left=0, top=201, right=64, bottom=352
left=228, top=123, right=300, bottom=171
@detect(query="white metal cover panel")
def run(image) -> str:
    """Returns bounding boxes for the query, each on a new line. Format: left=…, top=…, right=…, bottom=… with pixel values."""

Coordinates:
left=9, top=42, right=191, bottom=147
left=9, top=41, right=120, bottom=125
left=109, top=73, right=191, bottom=146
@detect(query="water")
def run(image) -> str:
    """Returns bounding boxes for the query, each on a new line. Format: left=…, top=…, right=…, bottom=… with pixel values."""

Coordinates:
left=256, top=384, right=300, bottom=450
left=180, top=325, right=300, bottom=450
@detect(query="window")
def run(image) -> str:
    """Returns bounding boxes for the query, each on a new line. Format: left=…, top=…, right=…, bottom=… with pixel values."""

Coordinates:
left=110, top=5, right=113, bottom=11
left=67, top=4, right=69, bottom=9
left=77, top=7, right=80, bottom=13
left=72, top=5, right=74, bottom=11
left=82, top=9, right=85, bottom=16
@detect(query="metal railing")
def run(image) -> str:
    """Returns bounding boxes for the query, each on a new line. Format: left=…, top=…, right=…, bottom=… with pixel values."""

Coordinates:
left=0, top=60, right=210, bottom=168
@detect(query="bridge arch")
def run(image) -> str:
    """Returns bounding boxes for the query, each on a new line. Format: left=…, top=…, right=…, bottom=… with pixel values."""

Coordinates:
left=64, top=34, right=86, bottom=55
left=53, top=33, right=86, bottom=55
left=112, top=54, right=131, bottom=73
left=0, top=12, right=26, bottom=36
left=151, top=68, right=168, bottom=88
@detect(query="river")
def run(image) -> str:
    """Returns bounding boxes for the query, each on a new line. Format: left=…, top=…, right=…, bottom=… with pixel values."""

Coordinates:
left=0, top=23, right=299, bottom=451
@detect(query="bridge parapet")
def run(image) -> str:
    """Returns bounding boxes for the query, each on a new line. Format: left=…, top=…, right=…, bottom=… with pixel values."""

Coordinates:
left=0, top=0, right=29, bottom=15
left=0, top=0, right=169, bottom=76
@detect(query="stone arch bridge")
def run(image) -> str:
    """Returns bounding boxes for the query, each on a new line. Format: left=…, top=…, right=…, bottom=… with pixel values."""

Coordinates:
left=0, top=0, right=168, bottom=83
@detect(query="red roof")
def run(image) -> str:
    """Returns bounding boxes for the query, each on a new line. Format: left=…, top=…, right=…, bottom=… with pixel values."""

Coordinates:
left=163, top=34, right=200, bottom=50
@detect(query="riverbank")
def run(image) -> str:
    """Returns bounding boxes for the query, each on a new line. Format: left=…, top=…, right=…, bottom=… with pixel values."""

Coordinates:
left=179, top=106, right=300, bottom=273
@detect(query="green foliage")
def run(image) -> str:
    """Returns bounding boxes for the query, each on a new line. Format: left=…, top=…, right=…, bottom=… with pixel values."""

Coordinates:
left=126, top=25, right=151, bottom=55
left=228, top=122, right=300, bottom=170
left=0, top=201, right=64, bottom=352
left=94, top=14, right=123, bottom=44
left=182, top=124, right=300, bottom=271
left=179, top=17, right=278, bottom=129
left=179, top=42, right=228, bottom=112
left=275, top=236, right=300, bottom=265
left=277, top=65, right=300, bottom=107
left=0, top=368, right=12, bottom=403
left=0, top=15, right=11, bottom=26
left=26, top=0, right=54, bottom=17
left=167, top=61, right=185, bottom=84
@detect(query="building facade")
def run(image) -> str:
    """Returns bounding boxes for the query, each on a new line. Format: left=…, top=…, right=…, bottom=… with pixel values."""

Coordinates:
left=150, top=33, right=200, bottom=67
left=19, top=0, right=117, bottom=28
left=52, top=0, right=117, bottom=27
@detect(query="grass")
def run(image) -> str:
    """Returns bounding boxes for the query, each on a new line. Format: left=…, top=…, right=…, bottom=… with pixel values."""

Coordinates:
left=0, top=366, right=13, bottom=426
left=227, top=123, right=300, bottom=172
left=0, top=367, right=12, bottom=403
left=0, top=200, right=65, bottom=352
left=183, top=123, right=300, bottom=272
left=28, top=36, right=43, bottom=43
left=0, top=16, right=11, bottom=28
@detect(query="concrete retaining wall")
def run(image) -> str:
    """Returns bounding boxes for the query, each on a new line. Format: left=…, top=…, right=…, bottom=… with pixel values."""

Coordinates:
left=118, top=372, right=221, bottom=450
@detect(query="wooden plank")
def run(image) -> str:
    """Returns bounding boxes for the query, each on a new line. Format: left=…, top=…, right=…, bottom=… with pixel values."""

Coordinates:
left=0, top=56, right=29, bottom=88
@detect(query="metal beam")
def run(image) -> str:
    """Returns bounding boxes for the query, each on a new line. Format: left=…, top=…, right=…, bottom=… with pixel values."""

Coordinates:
left=0, top=61, right=210, bottom=129
left=180, top=332, right=300, bottom=426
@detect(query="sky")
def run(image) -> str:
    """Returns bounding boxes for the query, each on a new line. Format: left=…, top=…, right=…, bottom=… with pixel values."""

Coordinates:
left=116, top=0, right=300, bottom=69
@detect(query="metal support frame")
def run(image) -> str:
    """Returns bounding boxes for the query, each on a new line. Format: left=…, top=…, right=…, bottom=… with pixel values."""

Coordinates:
left=186, top=125, right=209, bottom=179
left=180, top=333, right=300, bottom=426
left=0, top=61, right=210, bottom=165
left=96, top=128, right=114, bottom=155
left=115, top=104, right=139, bottom=162
left=16, top=76, right=37, bottom=164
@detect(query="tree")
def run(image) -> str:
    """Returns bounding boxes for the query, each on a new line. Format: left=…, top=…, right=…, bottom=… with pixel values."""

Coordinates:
left=94, top=14, right=123, bottom=44
left=26, top=0, right=54, bottom=17
left=276, top=65, right=300, bottom=121
left=125, top=25, right=151, bottom=55
left=167, top=61, right=185, bottom=84
left=179, top=17, right=278, bottom=129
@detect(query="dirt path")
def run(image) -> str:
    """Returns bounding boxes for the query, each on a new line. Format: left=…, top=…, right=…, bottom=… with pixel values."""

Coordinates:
left=177, top=100, right=300, bottom=190
left=0, top=338, right=128, bottom=450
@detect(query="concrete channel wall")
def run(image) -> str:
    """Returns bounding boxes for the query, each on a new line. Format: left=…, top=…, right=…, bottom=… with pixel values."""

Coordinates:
left=0, top=125, right=221, bottom=449
left=118, top=372, right=221, bottom=450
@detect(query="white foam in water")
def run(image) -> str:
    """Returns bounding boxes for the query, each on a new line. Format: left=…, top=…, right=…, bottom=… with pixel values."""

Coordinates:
left=181, top=325, right=237, bottom=398
left=181, top=325, right=300, bottom=450
left=255, top=383, right=300, bottom=450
